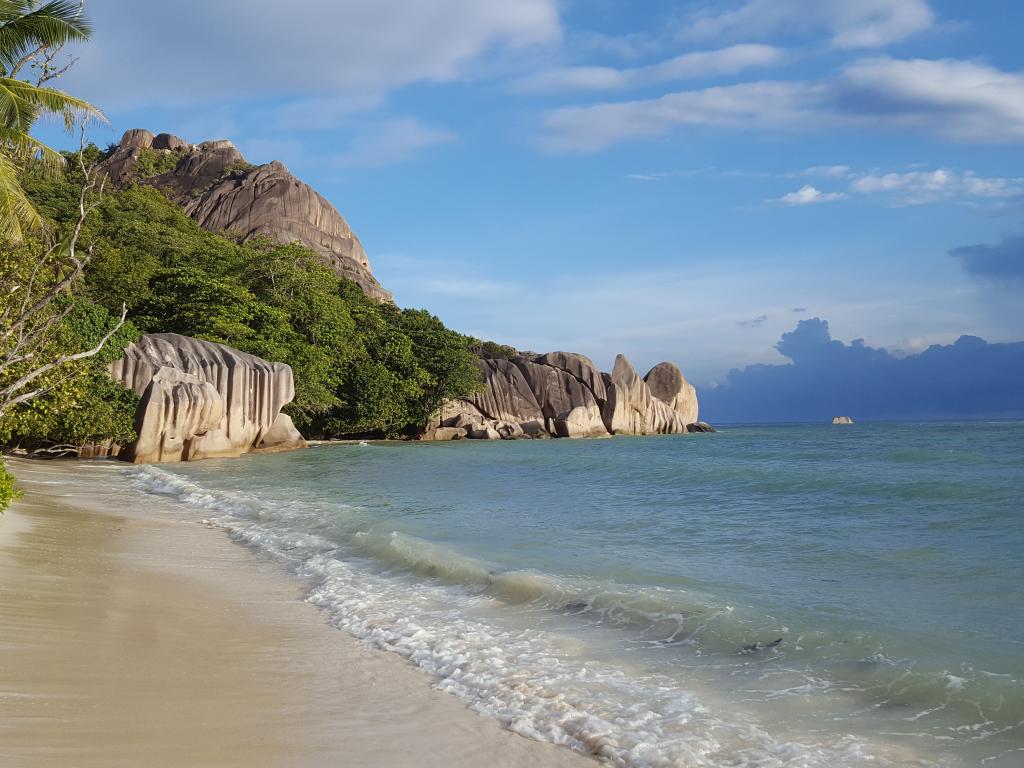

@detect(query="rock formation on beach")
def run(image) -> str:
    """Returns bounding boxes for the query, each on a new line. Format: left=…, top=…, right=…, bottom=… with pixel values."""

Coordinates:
left=644, top=362, right=699, bottom=425
left=100, top=129, right=391, bottom=302
left=109, top=333, right=306, bottom=463
left=424, top=352, right=706, bottom=441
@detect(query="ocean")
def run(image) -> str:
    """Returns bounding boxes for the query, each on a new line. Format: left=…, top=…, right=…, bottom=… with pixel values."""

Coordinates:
left=121, top=422, right=1023, bottom=767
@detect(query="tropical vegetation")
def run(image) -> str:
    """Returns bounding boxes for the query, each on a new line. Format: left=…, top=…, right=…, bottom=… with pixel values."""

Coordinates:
left=1, top=0, right=109, bottom=510
left=17, top=155, right=484, bottom=441
left=0, top=0, right=102, bottom=240
left=0, top=2, right=488, bottom=515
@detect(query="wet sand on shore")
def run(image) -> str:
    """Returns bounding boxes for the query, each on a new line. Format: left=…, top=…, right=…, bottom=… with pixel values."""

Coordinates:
left=0, top=459, right=593, bottom=768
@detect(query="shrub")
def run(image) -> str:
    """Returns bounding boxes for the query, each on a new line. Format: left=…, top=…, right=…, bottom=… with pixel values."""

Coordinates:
left=0, top=457, right=19, bottom=513
left=134, top=147, right=181, bottom=178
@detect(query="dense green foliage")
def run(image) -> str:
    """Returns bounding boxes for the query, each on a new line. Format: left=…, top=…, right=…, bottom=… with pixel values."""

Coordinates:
left=469, top=339, right=520, bottom=360
left=18, top=152, right=484, bottom=439
left=133, top=147, right=181, bottom=178
left=0, top=456, right=17, bottom=510
left=0, top=292, right=140, bottom=449
left=0, top=224, right=141, bottom=449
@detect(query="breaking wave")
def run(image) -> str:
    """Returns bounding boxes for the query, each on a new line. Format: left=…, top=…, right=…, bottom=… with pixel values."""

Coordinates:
left=127, top=459, right=1024, bottom=767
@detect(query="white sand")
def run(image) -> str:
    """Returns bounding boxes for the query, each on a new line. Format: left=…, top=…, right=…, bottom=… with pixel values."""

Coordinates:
left=0, top=459, right=595, bottom=768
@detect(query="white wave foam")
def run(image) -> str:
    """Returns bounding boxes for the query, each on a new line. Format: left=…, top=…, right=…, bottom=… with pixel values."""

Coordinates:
left=121, top=463, right=925, bottom=767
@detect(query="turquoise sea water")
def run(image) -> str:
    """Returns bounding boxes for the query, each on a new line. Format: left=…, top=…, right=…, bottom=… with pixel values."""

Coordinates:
left=127, top=423, right=1024, bottom=767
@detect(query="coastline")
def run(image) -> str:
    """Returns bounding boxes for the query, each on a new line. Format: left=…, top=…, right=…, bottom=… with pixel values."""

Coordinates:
left=0, top=459, right=594, bottom=768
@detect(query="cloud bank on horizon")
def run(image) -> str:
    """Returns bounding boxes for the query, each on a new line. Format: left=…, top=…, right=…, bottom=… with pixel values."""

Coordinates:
left=44, top=0, right=1024, bottom=419
left=702, top=318, right=1024, bottom=423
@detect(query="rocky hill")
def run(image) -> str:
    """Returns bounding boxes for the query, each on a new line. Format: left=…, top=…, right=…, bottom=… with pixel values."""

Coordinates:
left=101, top=129, right=391, bottom=302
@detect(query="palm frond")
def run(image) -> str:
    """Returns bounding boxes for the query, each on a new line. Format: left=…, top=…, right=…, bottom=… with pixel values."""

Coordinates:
left=0, top=75, right=104, bottom=131
left=0, top=124, right=64, bottom=172
left=0, top=150, right=41, bottom=240
left=0, top=1, right=91, bottom=74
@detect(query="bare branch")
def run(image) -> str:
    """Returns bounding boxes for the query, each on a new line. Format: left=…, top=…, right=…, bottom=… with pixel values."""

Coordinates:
left=1, top=122, right=123, bottom=422
left=0, top=303, right=126, bottom=418
left=9, top=43, right=47, bottom=79
left=36, top=50, right=79, bottom=87
left=5, top=144, right=102, bottom=342
left=11, top=1, right=85, bottom=84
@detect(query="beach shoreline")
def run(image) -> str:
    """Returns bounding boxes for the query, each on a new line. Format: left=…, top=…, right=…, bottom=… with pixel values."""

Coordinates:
left=0, top=458, right=594, bottom=768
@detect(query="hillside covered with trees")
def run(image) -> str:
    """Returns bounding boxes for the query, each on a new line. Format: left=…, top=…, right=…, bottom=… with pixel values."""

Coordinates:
left=0, top=1, right=494, bottom=510
left=7, top=148, right=487, bottom=445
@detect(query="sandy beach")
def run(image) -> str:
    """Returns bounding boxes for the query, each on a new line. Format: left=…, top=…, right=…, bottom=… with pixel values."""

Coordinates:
left=0, top=458, right=594, bottom=768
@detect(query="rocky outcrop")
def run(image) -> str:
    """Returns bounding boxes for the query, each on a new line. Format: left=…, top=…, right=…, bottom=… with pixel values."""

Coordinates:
left=466, top=359, right=545, bottom=426
left=532, top=352, right=608, bottom=406
left=109, top=333, right=306, bottom=463
left=152, top=132, right=188, bottom=151
left=555, top=404, right=608, bottom=439
left=420, top=426, right=467, bottom=442
left=150, top=139, right=246, bottom=199
left=604, top=355, right=689, bottom=436
left=101, top=128, right=158, bottom=185
left=644, top=361, right=699, bottom=425
left=516, top=358, right=609, bottom=437
left=428, top=351, right=705, bottom=441
left=100, top=129, right=391, bottom=303
left=832, top=416, right=855, bottom=425
left=688, top=422, right=716, bottom=433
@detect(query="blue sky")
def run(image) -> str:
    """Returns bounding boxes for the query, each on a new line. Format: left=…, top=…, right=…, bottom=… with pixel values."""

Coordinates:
left=41, top=0, right=1024, bottom=387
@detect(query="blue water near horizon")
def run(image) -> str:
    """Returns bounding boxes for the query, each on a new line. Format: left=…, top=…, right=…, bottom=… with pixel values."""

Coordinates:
left=126, top=422, right=1024, bottom=767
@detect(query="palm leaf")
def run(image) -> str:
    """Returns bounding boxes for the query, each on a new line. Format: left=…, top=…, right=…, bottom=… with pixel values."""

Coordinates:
left=0, top=75, right=103, bottom=131
left=0, top=150, right=41, bottom=240
left=0, top=124, right=64, bottom=171
left=0, top=1, right=92, bottom=74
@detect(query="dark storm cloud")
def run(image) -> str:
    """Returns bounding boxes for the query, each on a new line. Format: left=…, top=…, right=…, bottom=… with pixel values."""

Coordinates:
left=950, top=235, right=1024, bottom=288
left=701, top=318, right=1024, bottom=422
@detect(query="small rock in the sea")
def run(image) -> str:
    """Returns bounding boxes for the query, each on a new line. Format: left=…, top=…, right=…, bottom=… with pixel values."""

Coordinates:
left=741, top=637, right=783, bottom=653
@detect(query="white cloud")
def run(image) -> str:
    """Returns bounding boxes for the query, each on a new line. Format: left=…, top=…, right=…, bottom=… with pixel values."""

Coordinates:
left=515, top=44, right=784, bottom=92
left=798, top=165, right=854, bottom=178
left=332, top=119, right=457, bottom=169
left=838, top=57, right=1024, bottom=142
left=623, top=164, right=1022, bottom=208
left=851, top=169, right=1024, bottom=205
left=541, top=80, right=825, bottom=151
left=66, top=0, right=561, bottom=107
left=267, top=94, right=386, bottom=132
left=684, top=0, right=935, bottom=50
left=540, top=56, right=1024, bottom=151
left=774, top=185, right=846, bottom=205
left=374, top=255, right=988, bottom=387
left=567, top=30, right=663, bottom=62
left=626, top=169, right=703, bottom=181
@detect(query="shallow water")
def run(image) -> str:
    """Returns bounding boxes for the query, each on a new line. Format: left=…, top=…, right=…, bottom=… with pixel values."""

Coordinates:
left=124, top=422, right=1024, bottom=766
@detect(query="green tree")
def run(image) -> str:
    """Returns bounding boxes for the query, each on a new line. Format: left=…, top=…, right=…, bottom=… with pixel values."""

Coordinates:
left=394, top=307, right=483, bottom=428
left=0, top=298, right=139, bottom=448
left=0, top=454, right=15, bottom=508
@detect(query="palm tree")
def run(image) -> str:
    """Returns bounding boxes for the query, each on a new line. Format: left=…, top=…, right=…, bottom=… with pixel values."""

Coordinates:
left=0, top=1, right=103, bottom=241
